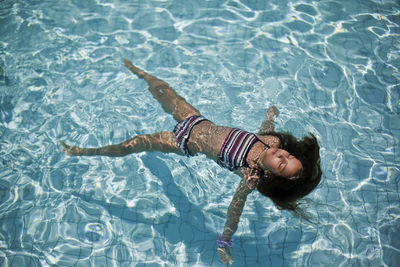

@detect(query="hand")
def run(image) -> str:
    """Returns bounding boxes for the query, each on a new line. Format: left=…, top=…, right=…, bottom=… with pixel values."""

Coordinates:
left=258, top=105, right=279, bottom=135
left=240, top=167, right=261, bottom=190
left=266, top=105, right=279, bottom=121
left=218, top=247, right=233, bottom=266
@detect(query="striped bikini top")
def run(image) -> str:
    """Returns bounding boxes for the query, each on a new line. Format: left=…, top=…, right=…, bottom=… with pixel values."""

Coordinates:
left=217, top=128, right=270, bottom=171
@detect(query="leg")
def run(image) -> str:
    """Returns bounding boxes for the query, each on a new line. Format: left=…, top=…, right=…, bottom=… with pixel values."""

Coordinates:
left=62, top=131, right=183, bottom=157
left=124, top=59, right=201, bottom=122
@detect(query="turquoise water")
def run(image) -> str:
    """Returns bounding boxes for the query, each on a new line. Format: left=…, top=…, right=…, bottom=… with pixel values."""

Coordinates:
left=1, top=0, right=399, bottom=266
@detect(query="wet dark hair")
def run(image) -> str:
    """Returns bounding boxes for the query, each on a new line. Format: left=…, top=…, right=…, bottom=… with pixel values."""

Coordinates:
left=257, top=132, right=322, bottom=220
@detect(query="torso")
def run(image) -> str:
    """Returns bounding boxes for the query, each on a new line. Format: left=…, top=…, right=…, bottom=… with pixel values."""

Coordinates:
left=186, top=120, right=281, bottom=169
left=186, top=120, right=230, bottom=161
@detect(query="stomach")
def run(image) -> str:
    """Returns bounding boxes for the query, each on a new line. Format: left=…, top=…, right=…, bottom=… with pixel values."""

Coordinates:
left=188, top=121, right=232, bottom=160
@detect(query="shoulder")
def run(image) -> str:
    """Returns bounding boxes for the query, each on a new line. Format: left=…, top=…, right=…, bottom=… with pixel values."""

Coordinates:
left=256, top=134, right=281, bottom=148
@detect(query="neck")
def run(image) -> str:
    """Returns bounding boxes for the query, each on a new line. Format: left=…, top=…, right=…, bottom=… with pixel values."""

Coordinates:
left=248, top=142, right=268, bottom=169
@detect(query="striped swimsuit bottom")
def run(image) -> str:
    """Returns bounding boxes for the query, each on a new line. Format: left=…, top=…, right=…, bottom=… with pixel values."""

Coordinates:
left=173, top=115, right=208, bottom=156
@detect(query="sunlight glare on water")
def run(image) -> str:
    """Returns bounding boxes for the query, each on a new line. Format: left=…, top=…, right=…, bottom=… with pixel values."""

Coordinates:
left=0, top=0, right=399, bottom=266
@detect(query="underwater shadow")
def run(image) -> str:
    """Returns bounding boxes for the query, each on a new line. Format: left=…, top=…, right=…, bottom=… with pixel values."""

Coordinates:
left=141, top=153, right=221, bottom=265
left=69, top=153, right=221, bottom=265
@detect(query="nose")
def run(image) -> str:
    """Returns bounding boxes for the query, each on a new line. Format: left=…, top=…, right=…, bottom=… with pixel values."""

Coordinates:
left=278, top=149, right=289, bottom=157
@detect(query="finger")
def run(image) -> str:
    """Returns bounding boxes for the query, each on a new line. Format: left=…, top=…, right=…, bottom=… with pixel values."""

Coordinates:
left=60, top=142, right=70, bottom=149
left=218, top=248, right=227, bottom=263
left=272, top=106, right=279, bottom=116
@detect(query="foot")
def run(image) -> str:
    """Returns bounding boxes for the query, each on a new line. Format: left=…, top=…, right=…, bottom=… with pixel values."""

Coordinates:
left=124, top=59, right=147, bottom=78
left=124, top=59, right=170, bottom=92
left=61, top=142, right=84, bottom=156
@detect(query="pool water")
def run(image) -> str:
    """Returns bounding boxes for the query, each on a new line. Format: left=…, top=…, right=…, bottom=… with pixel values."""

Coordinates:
left=1, top=0, right=399, bottom=266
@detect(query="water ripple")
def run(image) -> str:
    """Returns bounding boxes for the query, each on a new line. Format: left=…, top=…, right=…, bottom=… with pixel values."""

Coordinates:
left=0, top=0, right=399, bottom=266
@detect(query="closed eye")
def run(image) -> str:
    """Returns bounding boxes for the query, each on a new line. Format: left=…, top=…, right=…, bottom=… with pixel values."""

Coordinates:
left=279, top=162, right=285, bottom=171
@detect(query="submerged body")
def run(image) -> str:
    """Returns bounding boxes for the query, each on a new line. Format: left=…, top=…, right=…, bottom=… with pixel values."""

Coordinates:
left=175, top=119, right=297, bottom=176
left=64, top=60, right=301, bottom=179
left=62, top=59, right=321, bottom=266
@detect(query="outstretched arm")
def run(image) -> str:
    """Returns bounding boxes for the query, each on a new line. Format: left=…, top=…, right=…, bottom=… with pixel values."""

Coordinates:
left=218, top=168, right=260, bottom=266
left=258, top=105, right=279, bottom=135
left=62, top=131, right=182, bottom=157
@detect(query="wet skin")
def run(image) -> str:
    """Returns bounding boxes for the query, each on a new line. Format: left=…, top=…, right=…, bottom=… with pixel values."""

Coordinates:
left=259, top=147, right=303, bottom=177
left=61, top=59, right=306, bottom=265
left=62, top=60, right=303, bottom=179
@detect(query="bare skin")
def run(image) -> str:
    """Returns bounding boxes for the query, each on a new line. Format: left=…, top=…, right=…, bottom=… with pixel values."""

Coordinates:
left=62, top=60, right=301, bottom=176
left=61, top=59, right=302, bottom=265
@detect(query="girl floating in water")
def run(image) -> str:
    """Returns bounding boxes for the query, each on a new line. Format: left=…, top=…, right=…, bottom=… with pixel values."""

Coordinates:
left=62, top=59, right=322, bottom=266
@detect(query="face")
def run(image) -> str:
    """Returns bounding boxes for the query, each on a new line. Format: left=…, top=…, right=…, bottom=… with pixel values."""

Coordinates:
left=260, top=148, right=303, bottom=178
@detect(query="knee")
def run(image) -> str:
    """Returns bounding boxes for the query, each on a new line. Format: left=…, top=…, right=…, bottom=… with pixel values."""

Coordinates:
left=122, top=138, right=137, bottom=149
left=151, top=82, right=170, bottom=94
